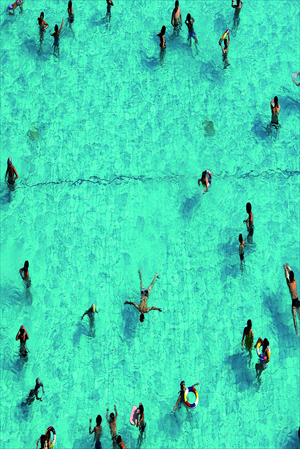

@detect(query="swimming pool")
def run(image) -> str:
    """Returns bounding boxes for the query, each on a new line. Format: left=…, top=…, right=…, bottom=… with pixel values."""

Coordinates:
left=0, top=0, right=300, bottom=448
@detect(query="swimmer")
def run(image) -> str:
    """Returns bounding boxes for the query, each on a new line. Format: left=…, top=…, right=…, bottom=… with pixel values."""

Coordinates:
left=254, top=337, right=270, bottom=379
left=124, top=270, right=162, bottom=322
left=171, top=1, right=182, bottom=30
left=293, top=72, right=300, bottom=86
left=232, top=0, right=243, bottom=16
left=26, top=378, right=44, bottom=405
left=106, top=0, right=114, bottom=21
left=67, top=1, right=74, bottom=26
left=283, top=264, right=300, bottom=334
left=241, top=319, right=253, bottom=354
left=81, top=304, right=99, bottom=321
left=106, top=405, right=118, bottom=441
left=89, top=415, right=102, bottom=449
left=5, top=157, right=18, bottom=187
left=270, top=96, right=280, bottom=128
left=116, top=435, right=125, bottom=449
left=185, top=14, right=199, bottom=51
left=38, top=12, right=49, bottom=33
left=173, top=380, right=199, bottom=410
left=239, top=234, right=245, bottom=261
left=136, top=403, right=146, bottom=433
left=36, top=435, right=49, bottom=449
left=244, top=202, right=254, bottom=243
left=157, top=26, right=166, bottom=50
left=198, top=170, right=212, bottom=194
left=219, top=30, right=230, bottom=66
left=19, top=260, right=31, bottom=288
left=51, top=19, right=64, bottom=54
left=16, top=325, right=29, bottom=356
left=8, top=0, right=23, bottom=15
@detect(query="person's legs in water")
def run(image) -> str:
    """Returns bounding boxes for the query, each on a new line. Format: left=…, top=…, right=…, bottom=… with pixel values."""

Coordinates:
left=148, top=273, right=159, bottom=294
left=292, top=306, right=299, bottom=334
left=138, top=270, right=144, bottom=290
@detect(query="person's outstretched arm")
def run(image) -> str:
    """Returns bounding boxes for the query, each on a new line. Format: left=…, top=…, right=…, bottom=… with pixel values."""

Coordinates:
left=124, top=301, right=139, bottom=310
left=58, top=19, right=64, bottom=35
left=148, top=273, right=159, bottom=293
left=191, top=382, right=199, bottom=388
left=228, top=31, right=230, bottom=44
left=138, top=269, right=144, bottom=289
left=89, top=419, right=94, bottom=434
left=114, top=405, right=118, bottom=420
left=148, top=306, right=162, bottom=312
left=173, top=393, right=181, bottom=411
left=81, top=310, right=88, bottom=320
left=254, top=338, right=263, bottom=348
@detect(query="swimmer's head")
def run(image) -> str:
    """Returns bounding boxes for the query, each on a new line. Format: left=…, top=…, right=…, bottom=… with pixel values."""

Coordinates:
left=274, top=96, right=279, bottom=106
left=41, top=12, right=44, bottom=18
left=139, top=313, right=145, bottom=323
left=36, top=378, right=41, bottom=385
left=110, top=413, right=115, bottom=421
left=247, top=319, right=252, bottom=329
left=289, top=271, right=294, bottom=282
left=186, top=13, right=191, bottom=22
left=92, top=304, right=95, bottom=313
left=246, top=202, right=252, bottom=214
left=201, top=171, right=206, bottom=182
left=180, top=380, right=185, bottom=389
left=141, top=289, right=149, bottom=297
left=263, top=338, right=269, bottom=348
left=116, top=436, right=122, bottom=446
left=139, top=404, right=144, bottom=414
left=7, top=157, right=12, bottom=165
left=55, top=24, right=58, bottom=32
left=68, top=0, right=72, bottom=7
left=96, top=415, right=102, bottom=426
left=161, top=25, right=166, bottom=35
left=24, top=260, right=29, bottom=269
left=239, top=234, right=243, bottom=244
left=175, top=0, right=179, bottom=7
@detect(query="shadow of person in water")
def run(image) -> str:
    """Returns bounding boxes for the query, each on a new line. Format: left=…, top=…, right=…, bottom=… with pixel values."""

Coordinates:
left=224, top=351, right=254, bottom=392
left=180, top=193, right=200, bottom=221
left=122, top=297, right=139, bottom=341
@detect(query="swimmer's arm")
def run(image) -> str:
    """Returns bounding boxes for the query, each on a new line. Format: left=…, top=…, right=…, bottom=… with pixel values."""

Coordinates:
left=191, top=382, right=199, bottom=388
left=81, top=311, right=88, bottom=319
left=254, top=337, right=263, bottom=348
left=16, top=330, right=20, bottom=340
left=114, top=405, right=118, bottom=420
left=89, top=420, right=94, bottom=434
left=36, top=390, right=42, bottom=401
left=44, top=21, right=49, bottom=29
left=57, top=19, right=64, bottom=35
left=124, top=301, right=139, bottom=310
left=173, top=393, right=181, bottom=411
left=13, top=167, right=18, bottom=181
left=23, top=327, right=29, bottom=339
left=148, top=307, right=162, bottom=312
left=241, top=328, right=245, bottom=348
left=36, top=438, right=40, bottom=449
left=228, top=31, right=230, bottom=44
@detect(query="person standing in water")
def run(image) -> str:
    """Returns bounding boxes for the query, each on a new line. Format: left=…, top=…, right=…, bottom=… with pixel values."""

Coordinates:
left=173, top=380, right=199, bottom=411
left=241, top=319, right=253, bottom=354
left=220, top=30, right=230, bottom=66
left=116, top=435, right=125, bottom=449
left=106, top=405, right=118, bottom=443
left=5, top=157, right=18, bottom=187
left=19, top=260, right=31, bottom=288
left=198, top=170, right=212, bottom=194
left=81, top=304, right=99, bottom=322
left=157, top=26, right=166, bottom=50
left=37, top=12, right=49, bottom=43
left=136, top=403, right=146, bottom=433
left=124, top=270, right=161, bottom=322
left=185, top=14, right=198, bottom=52
left=171, top=1, right=182, bottom=31
left=16, top=325, right=29, bottom=356
left=231, top=0, right=243, bottom=32
left=67, top=1, right=74, bottom=27
left=270, top=96, right=280, bottom=128
left=89, top=415, right=102, bottom=449
left=26, top=378, right=44, bottom=405
left=283, top=264, right=300, bottom=334
left=106, top=0, right=114, bottom=21
left=254, top=337, right=270, bottom=379
left=244, top=202, right=254, bottom=243
left=51, top=19, right=64, bottom=54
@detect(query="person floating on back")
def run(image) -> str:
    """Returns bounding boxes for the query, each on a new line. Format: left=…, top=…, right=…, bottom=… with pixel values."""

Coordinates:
left=51, top=19, right=64, bottom=54
left=89, top=415, right=102, bottom=449
left=244, top=202, right=254, bottom=243
left=283, top=264, right=300, bottom=334
left=124, top=270, right=161, bottom=322
left=270, top=96, right=280, bottom=129
left=26, top=378, right=44, bottom=405
left=254, top=337, right=270, bottom=380
left=157, top=26, right=167, bottom=50
left=241, top=319, right=253, bottom=354
left=8, top=0, right=23, bottom=15
left=67, top=1, right=74, bottom=26
left=171, top=1, right=182, bottom=31
left=5, top=157, right=18, bottom=188
left=16, top=325, right=29, bottom=357
left=219, top=30, right=230, bottom=66
left=239, top=234, right=245, bottom=261
left=19, top=260, right=31, bottom=288
left=185, top=14, right=198, bottom=52
left=198, top=170, right=212, bottom=194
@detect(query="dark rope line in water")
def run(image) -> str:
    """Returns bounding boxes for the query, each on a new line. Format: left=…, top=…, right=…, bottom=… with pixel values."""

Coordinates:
left=11, top=168, right=300, bottom=190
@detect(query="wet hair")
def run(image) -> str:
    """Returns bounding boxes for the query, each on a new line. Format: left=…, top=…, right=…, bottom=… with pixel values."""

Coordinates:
left=247, top=319, right=252, bottom=329
left=274, top=96, right=279, bottom=106
left=40, top=435, right=47, bottom=448
left=68, top=0, right=72, bottom=7
left=24, top=260, right=29, bottom=269
left=116, top=435, right=122, bottom=445
left=157, top=26, right=166, bottom=37
left=186, top=13, right=191, bottom=22
left=201, top=171, right=207, bottom=181
left=96, top=415, right=102, bottom=426
left=110, top=413, right=115, bottom=421
left=246, top=202, right=252, bottom=214
left=36, top=378, right=41, bottom=385
left=175, top=0, right=179, bottom=7
left=139, top=404, right=144, bottom=414
left=55, top=24, right=58, bottom=32
left=140, top=313, right=145, bottom=322
left=239, top=234, right=243, bottom=244
left=263, top=338, right=269, bottom=347
left=289, top=271, right=294, bottom=282
left=38, top=12, right=44, bottom=24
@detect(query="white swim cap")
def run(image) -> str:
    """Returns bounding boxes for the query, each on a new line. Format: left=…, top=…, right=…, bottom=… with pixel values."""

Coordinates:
left=8, top=157, right=12, bottom=165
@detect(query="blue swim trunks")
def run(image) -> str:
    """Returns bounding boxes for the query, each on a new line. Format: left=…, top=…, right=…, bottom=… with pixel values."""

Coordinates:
left=95, top=442, right=102, bottom=449
left=189, top=31, right=196, bottom=39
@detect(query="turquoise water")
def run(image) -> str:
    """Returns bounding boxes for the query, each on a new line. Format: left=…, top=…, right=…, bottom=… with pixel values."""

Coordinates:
left=1, top=0, right=300, bottom=448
